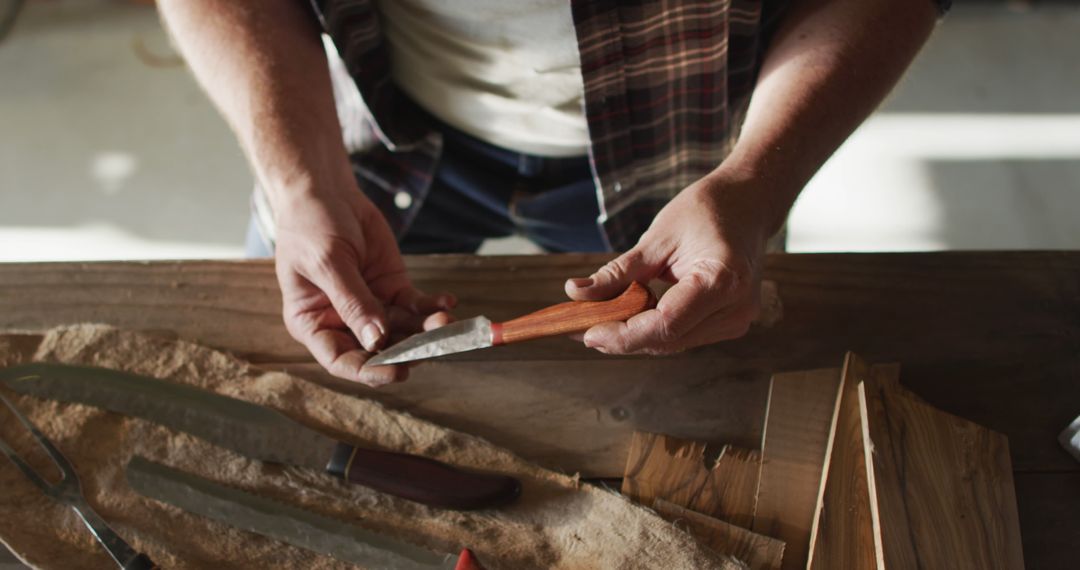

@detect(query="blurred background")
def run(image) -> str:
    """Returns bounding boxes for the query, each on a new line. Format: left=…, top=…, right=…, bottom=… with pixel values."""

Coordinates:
left=1, top=0, right=1078, bottom=261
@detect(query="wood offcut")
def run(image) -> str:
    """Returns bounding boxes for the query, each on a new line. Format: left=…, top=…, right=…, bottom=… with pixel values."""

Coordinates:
left=621, top=431, right=761, bottom=528
left=653, top=499, right=785, bottom=570
left=752, top=367, right=843, bottom=570
left=811, top=359, right=1025, bottom=570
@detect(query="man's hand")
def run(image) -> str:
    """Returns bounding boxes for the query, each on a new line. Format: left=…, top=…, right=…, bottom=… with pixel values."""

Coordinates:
left=565, top=172, right=772, bottom=355
left=275, top=181, right=454, bottom=387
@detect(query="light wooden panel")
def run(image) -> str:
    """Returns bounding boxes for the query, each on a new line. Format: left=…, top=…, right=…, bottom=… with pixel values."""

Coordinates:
left=752, top=368, right=843, bottom=570
left=654, top=499, right=785, bottom=570
left=621, top=432, right=761, bottom=527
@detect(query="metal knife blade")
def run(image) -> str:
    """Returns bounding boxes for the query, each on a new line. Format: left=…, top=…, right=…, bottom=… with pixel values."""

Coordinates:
left=367, top=317, right=493, bottom=366
left=125, top=456, right=456, bottom=569
left=0, top=363, right=521, bottom=510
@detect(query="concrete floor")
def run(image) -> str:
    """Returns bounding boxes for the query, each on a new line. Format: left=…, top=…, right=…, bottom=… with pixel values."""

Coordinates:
left=1, top=1, right=1078, bottom=261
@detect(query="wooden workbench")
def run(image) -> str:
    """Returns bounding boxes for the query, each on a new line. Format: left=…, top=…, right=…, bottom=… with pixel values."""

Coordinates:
left=1, top=252, right=1077, bottom=568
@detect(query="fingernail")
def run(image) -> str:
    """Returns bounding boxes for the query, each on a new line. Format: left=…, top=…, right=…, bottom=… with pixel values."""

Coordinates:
left=569, top=277, right=593, bottom=288
left=360, top=323, right=383, bottom=352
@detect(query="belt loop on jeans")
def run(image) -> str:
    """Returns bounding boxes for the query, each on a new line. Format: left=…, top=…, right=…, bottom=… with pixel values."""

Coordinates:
left=517, top=154, right=544, bottom=177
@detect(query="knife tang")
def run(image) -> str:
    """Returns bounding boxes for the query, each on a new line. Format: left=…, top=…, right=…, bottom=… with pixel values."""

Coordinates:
left=491, top=281, right=655, bottom=345
left=325, top=443, right=521, bottom=510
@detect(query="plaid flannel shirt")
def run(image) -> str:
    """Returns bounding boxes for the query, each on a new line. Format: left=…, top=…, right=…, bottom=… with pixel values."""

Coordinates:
left=304, top=0, right=949, bottom=251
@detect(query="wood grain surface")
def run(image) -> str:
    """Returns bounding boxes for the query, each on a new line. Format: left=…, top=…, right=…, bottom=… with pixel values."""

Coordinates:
left=752, top=368, right=842, bottom=570
left=863, top=363, right=1025, bottom=569
left=1, top=252, right=1078, bottom=568
left=621, top=432, right=761, bottom=528
left=653, top=499, right=785, bottom=570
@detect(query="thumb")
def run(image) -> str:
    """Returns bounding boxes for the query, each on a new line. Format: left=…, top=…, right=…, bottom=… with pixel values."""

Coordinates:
left=565, top=248, right=655, bottom=301
left=310, top=259, right=389, bottom=353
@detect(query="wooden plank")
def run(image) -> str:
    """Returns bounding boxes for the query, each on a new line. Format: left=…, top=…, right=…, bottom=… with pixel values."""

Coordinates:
left=621, top=432, right=761, bottom=528
left=862, top=365, right=1026, bottom=569
left=654, top=499, right=785, bottom=570
left=285, top=360, right=768, bottom=477
left=2, top=253, right=1079, bottom=474
left=807, top=354, right=879, bottom=570
left=752, top=367, right=843, bottom=570
left=2, top=253, right=1078, bottom=475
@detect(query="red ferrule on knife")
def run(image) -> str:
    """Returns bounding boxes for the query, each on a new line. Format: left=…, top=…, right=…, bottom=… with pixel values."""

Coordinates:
left=489, top=322, right=505, bottom=346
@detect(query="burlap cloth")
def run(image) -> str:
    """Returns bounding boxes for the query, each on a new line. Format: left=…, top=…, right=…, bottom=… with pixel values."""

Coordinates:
left=0, top=325, right=740, bottom=569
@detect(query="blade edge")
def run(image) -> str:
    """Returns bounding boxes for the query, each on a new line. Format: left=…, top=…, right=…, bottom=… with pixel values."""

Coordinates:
left=368, top=317, right=493, bottom=366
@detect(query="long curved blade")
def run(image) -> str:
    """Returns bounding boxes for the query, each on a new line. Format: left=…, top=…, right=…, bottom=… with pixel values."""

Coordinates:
left=0, top=363, right=335, bottom=470
left=126, top=456, right=455, bottom=569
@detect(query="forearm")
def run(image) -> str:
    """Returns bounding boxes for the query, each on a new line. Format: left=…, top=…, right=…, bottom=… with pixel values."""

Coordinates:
left=714, top=0, right=938, bottom=234
left=158, top=0, right=351, bottom=212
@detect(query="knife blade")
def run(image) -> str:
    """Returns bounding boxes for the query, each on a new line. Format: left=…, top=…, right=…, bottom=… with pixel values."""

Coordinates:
left=368, top=281, right=655, bottom=366
left=125, top=455, right=460, bottom=569
left=0, top=363, right=520, bottom=510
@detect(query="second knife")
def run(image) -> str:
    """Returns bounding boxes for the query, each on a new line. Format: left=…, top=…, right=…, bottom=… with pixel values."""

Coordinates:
left=0, top=363, right=520, bottom=510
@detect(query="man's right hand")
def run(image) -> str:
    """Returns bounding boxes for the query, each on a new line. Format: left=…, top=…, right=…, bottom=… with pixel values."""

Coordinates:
left=273, top=181, right=454, bottom=387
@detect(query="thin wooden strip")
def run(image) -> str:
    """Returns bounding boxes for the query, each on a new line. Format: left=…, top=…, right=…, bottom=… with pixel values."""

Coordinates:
left=654, top=499, right=785, bottom=570
left=806, top=354, right=880, bottom=570
left=752, top=367, right=843, bottom=570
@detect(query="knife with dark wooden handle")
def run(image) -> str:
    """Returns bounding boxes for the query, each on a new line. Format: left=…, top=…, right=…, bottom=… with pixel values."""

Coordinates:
left=0, top=363, right=521, bottom=510
left=368, top=282, right=657, bottom=365
left=325, top=443, right=520, bottom=510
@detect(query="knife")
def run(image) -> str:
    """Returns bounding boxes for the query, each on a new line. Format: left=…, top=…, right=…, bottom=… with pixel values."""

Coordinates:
left=0, top=363, right=520, bottom=510
left=368, top=281, right=655, bottom=366
left=125, top=455, right=482, bottom=569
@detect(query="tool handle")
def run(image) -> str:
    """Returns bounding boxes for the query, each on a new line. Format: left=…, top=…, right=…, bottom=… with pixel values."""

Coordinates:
left=492, top=281, right=655, bottom=345
left=455, top=548, right=486, bottom=570
left=326, top=443, right=521, bottom=510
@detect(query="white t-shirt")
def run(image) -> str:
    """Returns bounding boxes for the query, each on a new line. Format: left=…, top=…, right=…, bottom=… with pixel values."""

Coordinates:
left=379, top=0, right=589, bottom=157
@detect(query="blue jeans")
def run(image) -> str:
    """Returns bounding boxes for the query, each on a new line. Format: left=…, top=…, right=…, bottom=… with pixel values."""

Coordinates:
left=246, top=123, right=608, bottom=257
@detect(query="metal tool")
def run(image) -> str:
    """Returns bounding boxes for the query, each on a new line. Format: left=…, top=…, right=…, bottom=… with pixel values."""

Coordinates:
left=368, top=281, right=655, bottom=366
left=0, top=364, right=520, bottom=510
left=126, top=455, right=465, bottom=569
left=0, top=394, right=156, bottom=569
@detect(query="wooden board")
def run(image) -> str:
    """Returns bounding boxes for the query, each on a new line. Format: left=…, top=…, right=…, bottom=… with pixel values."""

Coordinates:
left=862, top=366, right=1025, bottom=569
left=752, top=367, right=843, bottom=570
left=1, top=254, right=1078, bottom=473
left=1, top=252, right=1078, bottom=568
left=654, top=499, right=785, bottom=570
left=807, top=354, right=879, bottom=570
left=621, top=432, right=761, bottom=528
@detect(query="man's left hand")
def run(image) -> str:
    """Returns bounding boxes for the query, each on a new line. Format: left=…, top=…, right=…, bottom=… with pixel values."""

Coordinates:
left=565, top=172, right=775, bottom=355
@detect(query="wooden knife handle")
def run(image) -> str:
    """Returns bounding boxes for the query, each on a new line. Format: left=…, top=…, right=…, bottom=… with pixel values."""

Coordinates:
left=325, top=443, right=521, bottom=510
left=492, top=281, right=655, bottom=345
